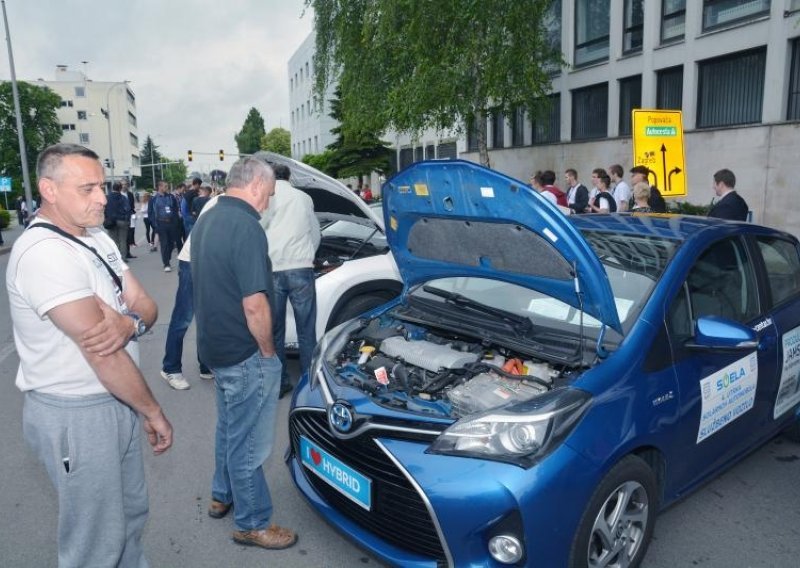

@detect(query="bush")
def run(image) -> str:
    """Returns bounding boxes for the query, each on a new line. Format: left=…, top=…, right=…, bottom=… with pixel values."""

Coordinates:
left=0, top=207, right=10, bottom=230
left=667, top=201, right=711, bottom=216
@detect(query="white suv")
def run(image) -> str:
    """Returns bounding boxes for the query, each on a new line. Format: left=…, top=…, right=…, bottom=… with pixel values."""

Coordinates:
left=254, top=152, right=402, bottom=349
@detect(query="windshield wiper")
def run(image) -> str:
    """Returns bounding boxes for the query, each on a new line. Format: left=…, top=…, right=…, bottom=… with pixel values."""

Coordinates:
left=422, top=285, right=533, bottom=335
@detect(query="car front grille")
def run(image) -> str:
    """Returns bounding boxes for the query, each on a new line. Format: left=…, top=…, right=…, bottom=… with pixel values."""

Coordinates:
left=289, top=409, right=447, bottom=565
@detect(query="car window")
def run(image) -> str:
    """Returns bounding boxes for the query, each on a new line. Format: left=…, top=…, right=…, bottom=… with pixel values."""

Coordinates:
left=686, top=237, right=760, bottom=324
left=756, top=237, right=800, bottom=306
left=322, top=219, right=387, bottom=249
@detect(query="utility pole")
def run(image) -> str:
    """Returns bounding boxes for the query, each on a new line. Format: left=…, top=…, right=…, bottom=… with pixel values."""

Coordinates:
left=2, top=0, right=34, bottom=213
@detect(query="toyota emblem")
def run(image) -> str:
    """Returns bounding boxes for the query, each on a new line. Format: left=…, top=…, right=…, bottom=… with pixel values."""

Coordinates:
left=329, top=402, right=354, bottom=433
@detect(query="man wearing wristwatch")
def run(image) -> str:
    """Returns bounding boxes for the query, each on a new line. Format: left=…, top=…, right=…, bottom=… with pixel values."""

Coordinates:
left=6, top=143, right=172, bottom=567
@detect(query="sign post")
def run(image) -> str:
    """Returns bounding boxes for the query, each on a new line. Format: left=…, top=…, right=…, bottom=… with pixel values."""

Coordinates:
left=0, top=176, right=11, bottom=210
left=632, top=110, right=687, bottom=198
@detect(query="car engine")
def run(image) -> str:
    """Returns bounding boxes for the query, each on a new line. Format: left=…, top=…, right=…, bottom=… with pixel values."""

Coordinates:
left=330, top=315, right=569, bottom=419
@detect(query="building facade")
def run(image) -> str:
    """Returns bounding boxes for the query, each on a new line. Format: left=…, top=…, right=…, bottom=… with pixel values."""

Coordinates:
left=289, top=33, right=338, bottom=160
left=32, top=65, right=141, bottom=181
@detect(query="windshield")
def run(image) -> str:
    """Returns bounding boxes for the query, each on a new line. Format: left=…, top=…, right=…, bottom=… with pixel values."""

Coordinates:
left=408, top=231, right=677, bottom=338
left=321, top=203, right=386, bottom=249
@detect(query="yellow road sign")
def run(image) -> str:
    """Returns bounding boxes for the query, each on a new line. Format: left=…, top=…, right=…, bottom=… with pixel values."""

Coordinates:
left=632, top=110, right=686, bottom=198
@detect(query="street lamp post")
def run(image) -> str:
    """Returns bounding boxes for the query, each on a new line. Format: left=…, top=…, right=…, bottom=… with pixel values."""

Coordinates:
left=102, top=81, right=129, bottom=185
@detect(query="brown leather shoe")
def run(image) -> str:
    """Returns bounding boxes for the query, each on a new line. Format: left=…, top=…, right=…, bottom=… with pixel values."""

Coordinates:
left=208, top=499, right=232, bottom=519
left=232, top=525, right=298, bottom=550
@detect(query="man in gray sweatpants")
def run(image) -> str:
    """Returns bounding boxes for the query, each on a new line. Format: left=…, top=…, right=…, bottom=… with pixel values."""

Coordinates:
left=6, top=143, right=173, bottom=567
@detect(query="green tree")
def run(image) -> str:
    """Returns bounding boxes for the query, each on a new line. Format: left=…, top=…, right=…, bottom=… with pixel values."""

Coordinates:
left=161, top=157, right=188, bottom=186
left=0, top=81, right=62, bottom=197
left=326, top=87, right=393, bottom=186
left=137, top=136, right=164, bottom=190
left=301, top=149, right=337, bottom=177
left=261, top=127, right=291, bottom=156
left=308, top=0, right=562, bottom=166
left=235, top=107, right=267, bottom=155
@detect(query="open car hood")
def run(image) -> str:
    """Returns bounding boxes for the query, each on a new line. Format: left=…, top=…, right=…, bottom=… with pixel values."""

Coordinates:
left=383, top=160, right=622, bottom=333
left=253, top=151, right=382, bottom=229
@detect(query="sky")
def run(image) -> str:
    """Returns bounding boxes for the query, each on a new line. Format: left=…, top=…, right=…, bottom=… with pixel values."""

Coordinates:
left=0, top=0, right=314, bottom=172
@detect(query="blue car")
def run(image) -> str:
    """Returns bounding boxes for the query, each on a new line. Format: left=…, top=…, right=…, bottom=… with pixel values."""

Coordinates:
left=287, top=160, right=800, bottom=567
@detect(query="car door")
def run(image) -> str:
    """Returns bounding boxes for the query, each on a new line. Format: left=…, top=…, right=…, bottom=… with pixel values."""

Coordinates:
left=664, top=235, right=776, bottom=494
left=752, top=235, right=800, bottom=431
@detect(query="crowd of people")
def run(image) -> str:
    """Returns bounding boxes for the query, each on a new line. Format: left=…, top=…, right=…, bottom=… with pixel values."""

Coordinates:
left=529, top=164, right=749, bottom=221
left=6, top=144, right=316, bottom=565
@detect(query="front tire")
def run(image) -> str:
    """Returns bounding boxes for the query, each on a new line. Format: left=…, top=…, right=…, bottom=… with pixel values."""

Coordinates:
left=569, top=455, right=658, bottom=568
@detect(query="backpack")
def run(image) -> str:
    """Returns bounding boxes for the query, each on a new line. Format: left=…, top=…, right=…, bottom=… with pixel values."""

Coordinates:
left=153, top=193, right=177, bottom=222
left=649, top=186, right=667, bottom=213
left=595, top=190, right=617, bottom=212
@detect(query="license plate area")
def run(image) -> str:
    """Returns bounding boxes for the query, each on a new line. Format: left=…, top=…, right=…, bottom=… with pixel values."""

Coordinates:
left=300, top=436, right=372, bottom=511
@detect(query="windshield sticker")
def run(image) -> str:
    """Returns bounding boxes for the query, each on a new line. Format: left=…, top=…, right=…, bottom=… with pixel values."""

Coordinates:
left=774, top=324, right=800, bottom=419
left=753, top=317, right=773, bottom=333
left=697, top=353, right=758, bottom=443
left=414, top=183, right=429, bottom=196
left=480, top=187, right=495, bottom=198
left=398, top=185, right=411, bottom=194
left=390, top=216, right=398, bottom=231
left=543, top=227, right=558, bottom=243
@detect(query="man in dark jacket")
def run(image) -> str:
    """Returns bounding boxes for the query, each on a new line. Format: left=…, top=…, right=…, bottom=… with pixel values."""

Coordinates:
left=148, top=181, right=181, bottom=272
left=105, top=181, right=131, bottom=257
left=565, top=168, right=589, bottom=214
left=707, top=168, right=749, bottom=221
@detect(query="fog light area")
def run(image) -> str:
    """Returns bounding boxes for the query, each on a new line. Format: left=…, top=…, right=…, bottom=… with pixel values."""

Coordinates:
left=488, top=534, right=523, bottom=564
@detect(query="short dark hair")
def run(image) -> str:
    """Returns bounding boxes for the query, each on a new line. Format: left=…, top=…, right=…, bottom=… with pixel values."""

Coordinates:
left=565, top=168, right=578, bottom=178
left=540, top=170, right=556, bottom=185
left=273, top=164, right=291, bottom=181
left=192, top=177, right=202, bottom=186
left=36, top=143, right=99, bottom=179
left=713, top=168, right=736, bottom=189
left=592, top=168, right=610, bottom=189
left=112, top=181, right=122, bottom=192
left=609, top=164, right=623, bottom=178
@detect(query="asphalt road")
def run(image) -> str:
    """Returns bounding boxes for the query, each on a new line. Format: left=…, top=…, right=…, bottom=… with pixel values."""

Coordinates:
left=1, top=222, right=799, bottom=567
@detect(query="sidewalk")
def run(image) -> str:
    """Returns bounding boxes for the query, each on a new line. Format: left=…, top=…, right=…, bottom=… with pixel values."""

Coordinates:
left=0, top=216, right=24, bottom=256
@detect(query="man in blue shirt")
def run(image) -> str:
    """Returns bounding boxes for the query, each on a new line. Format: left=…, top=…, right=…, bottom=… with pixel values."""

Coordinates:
left=191, top=156, right=297, bottom=550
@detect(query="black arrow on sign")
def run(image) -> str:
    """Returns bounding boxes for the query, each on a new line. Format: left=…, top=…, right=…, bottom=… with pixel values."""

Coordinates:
left=660, top=144, right=668, bottom=194
left=668, top=167, right=682, bottom=194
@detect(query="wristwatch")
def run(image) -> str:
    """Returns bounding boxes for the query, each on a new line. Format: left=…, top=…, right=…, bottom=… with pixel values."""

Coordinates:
left=129, top=313, right=147, bottom=339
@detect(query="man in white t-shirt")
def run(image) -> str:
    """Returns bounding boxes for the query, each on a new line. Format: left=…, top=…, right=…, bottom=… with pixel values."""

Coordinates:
left=6, top=143, right=172, bottom=567
left=609, top=164, right=632, bottom=212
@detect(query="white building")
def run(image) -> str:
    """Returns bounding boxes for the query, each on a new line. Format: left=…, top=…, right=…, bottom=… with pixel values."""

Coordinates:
left=32, top=65, right=141, bottom=181
left=289, top=34, right=338, bottom=159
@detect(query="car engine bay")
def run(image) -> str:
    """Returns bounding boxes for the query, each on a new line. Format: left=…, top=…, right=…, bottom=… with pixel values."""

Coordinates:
left=330, top=314, right=577, bottom=419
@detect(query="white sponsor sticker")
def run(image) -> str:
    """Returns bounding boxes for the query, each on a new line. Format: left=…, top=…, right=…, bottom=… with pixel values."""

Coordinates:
left=480, top=187, right=495, bottom=198
left=774, top=324, right=800, bottom=419
left=697, top=353, right=758, bottom=443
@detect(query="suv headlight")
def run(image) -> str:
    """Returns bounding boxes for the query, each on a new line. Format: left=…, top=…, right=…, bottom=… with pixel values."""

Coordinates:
left=429, top=388, right=591, bottom=467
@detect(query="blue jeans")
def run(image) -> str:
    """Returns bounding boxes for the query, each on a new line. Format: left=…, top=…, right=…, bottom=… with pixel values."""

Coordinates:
left=183, top=216, right=195, bottom=236
left=211, top=350, right=282, bottom=531
left=272, top=268, right=317, bottom=388
left=162, top=261, right=210, bottom=375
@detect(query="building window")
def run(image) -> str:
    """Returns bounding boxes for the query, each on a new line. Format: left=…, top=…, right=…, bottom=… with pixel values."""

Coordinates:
left=790, top=0, right=800, bottom=11
left=619, top=75, right=642, bottom=136
left=60, top=100, right=73, bottom=108
left=702, top=0, right=770, bottom=32
left=79, top=133, right=90, bottom=144
left=788, top=39, right=800, bottom=120
left=399, top=147, right=414, bottom=169
left=126, top=90, right=135, bottom=105
left=130, top=133, right=138, bottom=147
left=657, top=66, right=684, bottom=110
left=572, top=83, right=608, bottom=140
left=697, top=47, right=766, bottom=128
left=623, top=0, right=644, bottom=54
left=532, top=94, right=561, bottom=144
left=128, top=111, right=137, bottom=127
left=511, top=107, right=525, bottom=147
left=61, top=124, right=76, bottom=131
left=491, top=109, right=505, bottom=149
left=132, top=155, right=140, bottom=167
left=425, top=144, right=435, bottom=159
left=466, top=115, right=479, bottom=152
left=438, top=141, right=458, bottom=159
left=543, top=0, right=562, bottom=74
left=662, top=0, right=686, bottom=43
left=74, top=86, right=85, bottom=97
left=77, top=110, right=87, bottom=120
left=575, top=0, right=609, bottom=66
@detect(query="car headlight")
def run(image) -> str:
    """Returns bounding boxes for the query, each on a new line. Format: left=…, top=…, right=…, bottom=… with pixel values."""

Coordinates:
left=428, top=388, right=591, bottom=467
left=309, top=318, right=365, bottom=390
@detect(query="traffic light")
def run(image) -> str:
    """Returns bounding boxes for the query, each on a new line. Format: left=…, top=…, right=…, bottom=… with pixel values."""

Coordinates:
left=103, top=158, right=111, bottom=168
left=188, top=150, right=193, bottom=162
left=219, top=149, right=224, bottom=161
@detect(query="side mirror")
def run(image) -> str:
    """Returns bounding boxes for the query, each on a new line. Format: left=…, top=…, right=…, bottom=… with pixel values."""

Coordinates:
left=685, top=315, right=758, bottom=351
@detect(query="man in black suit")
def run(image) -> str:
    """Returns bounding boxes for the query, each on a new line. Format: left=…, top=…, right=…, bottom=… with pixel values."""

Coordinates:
left=707, top=169, right=749, bottom=221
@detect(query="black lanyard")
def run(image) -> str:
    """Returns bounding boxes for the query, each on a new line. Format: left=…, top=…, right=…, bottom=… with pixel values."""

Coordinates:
left=29, top=223, right=123, bottom=293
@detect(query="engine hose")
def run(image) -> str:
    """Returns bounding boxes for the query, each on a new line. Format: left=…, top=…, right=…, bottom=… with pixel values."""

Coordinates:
left=465, top=362, right=552, bottom=389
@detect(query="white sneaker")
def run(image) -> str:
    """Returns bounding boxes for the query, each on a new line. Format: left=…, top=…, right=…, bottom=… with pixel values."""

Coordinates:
left=164, top=266, right=172, bottom=272
left=199, top=372, right=214, bottom=380
left=160, top=371, right=190, bottom=390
